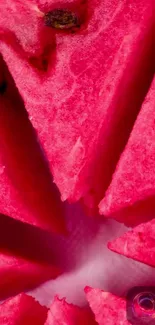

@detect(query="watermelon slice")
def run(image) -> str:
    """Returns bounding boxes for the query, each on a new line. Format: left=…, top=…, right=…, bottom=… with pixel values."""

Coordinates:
left=0, top=0, right=153, bottom=213
left=0, top=251, right=59, bottom=300
left=0, top=213, right=60, bottom=300
left=0, top=53, right=65, bottom=233
left=99, top=75, right=155, bottom=226
left=108, top=219, right=155, bottom=268
left=45, top=295, right=96, bottom=324
left=0, top=213, right=58, bottom=264
left=85, top=286, right=129, bottom=325
left=0, top=293, right=48, bottom=325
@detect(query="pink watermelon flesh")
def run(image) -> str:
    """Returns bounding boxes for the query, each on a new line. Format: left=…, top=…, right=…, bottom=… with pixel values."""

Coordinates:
left=0, top=293, right=48, bottom=325
left=0, top=0, right=154, bottom=214
left=0, top=53, right=65, bottom=233
left=108, top=219, right=155, bottom=268
left=0, top=212, right=59, bottom=264
left=45, top=295, right=96, bottom=325
left=0, top=251, right=59, bottom=300
left=85, top=286, right=129, bottom=325
left=99, top=75, right=155, bottom=226
left=0, top=212, right=60, bottom=300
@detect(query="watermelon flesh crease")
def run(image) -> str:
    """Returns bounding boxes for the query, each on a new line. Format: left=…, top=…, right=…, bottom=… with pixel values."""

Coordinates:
left=108, top=219, right=155, bottom=269
left=0, top=251, right=59, bottom=301
left=45, top=295, right=96, bottom=325
left=0, top=53, right=65, bottom=233
left=0, top=213, right=58, bottom=265
left=0, top=213, right=60, bottom=300
left=0, top=293, right=48, bottom=325
left=0, top=0, right=154, bottom=214
left=99, top=75, right=155, bottom=226
left=85, top=286, right=129, bottom=325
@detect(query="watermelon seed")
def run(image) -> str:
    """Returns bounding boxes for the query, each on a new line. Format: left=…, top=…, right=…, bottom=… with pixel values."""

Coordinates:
left=0, top=80, right=7, bottom=95
left=44, top=9, right=79, bottom=30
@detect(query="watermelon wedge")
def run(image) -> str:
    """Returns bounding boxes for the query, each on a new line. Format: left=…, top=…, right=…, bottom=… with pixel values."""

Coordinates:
left=0, top=0, right=153, bottom=213
left=0, top=53, right=65, bottom=233
left=0, top=213, right=60, bottom=299
left=0, top=293, right=48, bottom=325
left=108, top=219, right=155, bottom=268
left=45, top=295, right=96, bottom=324
left=85, top=286, right=129, bottom=325
left=0, top=251, right=59, bottom=300
left=99, top=75, right=155, bottom=226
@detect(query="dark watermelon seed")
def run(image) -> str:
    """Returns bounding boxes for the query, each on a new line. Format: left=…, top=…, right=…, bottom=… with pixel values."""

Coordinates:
left=0, top=80, right=7, bottom=94
left=44, top=8, right=79, bottom=30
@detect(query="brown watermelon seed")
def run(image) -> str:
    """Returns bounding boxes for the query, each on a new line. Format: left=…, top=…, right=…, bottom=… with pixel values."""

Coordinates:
left=44, top=8, right=80, bottom=30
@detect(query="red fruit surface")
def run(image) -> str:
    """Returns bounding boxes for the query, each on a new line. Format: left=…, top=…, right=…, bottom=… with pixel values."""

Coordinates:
left=108, top=219, right=155, bottom=268
left=0, top=0, right=153, bottom=214
left=0, top=251, right=59, bottom=300
left=85, top=286, right=129, bottom=325
left=0, top=54, right=65, bottom=233
left=0, top=293, right=47, bottom=325
left=99, top=76, right=155, bottom=226
left=45, top=295, right=96, bottom=324
left=0, top=214, right=60, bottom=300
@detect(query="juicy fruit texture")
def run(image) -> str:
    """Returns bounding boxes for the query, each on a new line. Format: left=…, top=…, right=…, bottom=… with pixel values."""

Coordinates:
left=0, top=293, right=48, bottom=325
left=0, top=214, right=60, bottom=300
left=0, top=0, right=55, bottom=59
left=45, top=295, right=96, bottom=324
left=108, top=219, right=155, bottom=268
left=0, top=54, right=65, bottom=233
left=85, top=286, right=129, bottom=325
left=0, top=0, right=153, bottom=214
left=0, top=293, right=96, bottom=325
left=0, top=290, right=130, bottom=325
left=99, top=76, right=155, bottom=226
left=0, top=251, right=59, bottom=300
